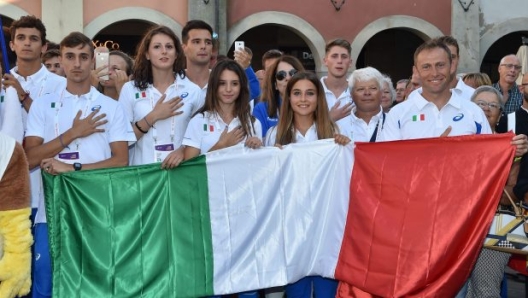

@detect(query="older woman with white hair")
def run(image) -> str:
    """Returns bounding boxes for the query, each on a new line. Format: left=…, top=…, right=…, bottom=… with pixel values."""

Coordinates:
left=381, top=74, right=396, bottom=113
left=336, top=66, right=385, bottom=142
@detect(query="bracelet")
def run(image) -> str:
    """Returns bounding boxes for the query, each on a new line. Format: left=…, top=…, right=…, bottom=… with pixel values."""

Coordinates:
left=143, top=116, right=153, bottom=128
left=59, top=133, right=70, bottom=149
left=135, top=121, right=148, bottom=134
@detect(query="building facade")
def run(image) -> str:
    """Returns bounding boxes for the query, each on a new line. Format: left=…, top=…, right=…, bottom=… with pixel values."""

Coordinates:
left=1, top=0, right=527, bottom=81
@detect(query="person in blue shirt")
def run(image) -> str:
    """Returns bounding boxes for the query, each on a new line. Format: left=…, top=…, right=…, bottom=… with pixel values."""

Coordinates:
left=252, top=55, right=304, bottom=139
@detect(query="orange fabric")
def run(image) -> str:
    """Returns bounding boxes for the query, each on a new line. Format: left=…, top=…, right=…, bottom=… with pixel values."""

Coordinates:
left=335, top=134, right=515, bottom=297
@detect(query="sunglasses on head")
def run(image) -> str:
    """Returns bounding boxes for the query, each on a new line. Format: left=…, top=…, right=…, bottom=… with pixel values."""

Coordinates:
left=275, top=69, right=297, bottom=81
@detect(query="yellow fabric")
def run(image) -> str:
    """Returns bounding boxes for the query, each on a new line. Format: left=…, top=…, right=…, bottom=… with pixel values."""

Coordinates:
left=0, top=208, right=32, bottom=298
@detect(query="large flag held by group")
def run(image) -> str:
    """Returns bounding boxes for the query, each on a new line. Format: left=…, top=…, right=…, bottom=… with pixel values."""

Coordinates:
left=44, top=134, right=515, bottom=297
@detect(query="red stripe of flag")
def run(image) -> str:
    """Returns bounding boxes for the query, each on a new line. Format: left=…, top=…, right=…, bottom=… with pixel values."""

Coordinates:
left=335, top=134, right=515, bottom=297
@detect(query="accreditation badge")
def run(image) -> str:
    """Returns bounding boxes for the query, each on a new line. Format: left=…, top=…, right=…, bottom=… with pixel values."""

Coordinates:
left=58, top=152, right=80, bottom=161
left=154, top=144, right=174, bottom=163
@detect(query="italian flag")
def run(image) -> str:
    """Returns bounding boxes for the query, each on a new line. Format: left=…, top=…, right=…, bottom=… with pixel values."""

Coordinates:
left=135, top=91, right=147, bottom=99
left=44, top=135, right=514, bottom=297
left=412, top=113, right=425, bottom=121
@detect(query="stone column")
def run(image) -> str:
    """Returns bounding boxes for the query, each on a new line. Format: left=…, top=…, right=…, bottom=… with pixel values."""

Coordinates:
left=41, top=0, right=83, bottom=43
left=188, top=0, right=228, bottom=54
left=451, top=0, right=480, bottom=73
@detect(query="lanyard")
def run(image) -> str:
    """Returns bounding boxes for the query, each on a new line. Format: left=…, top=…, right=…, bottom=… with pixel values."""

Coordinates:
left=17, top=72, right=48, bottom=97
left=54, top=89, right=95, bottom=150
left=37, top=74, right=48, bottom=98
left=369, top=113, right=386, bottom=143
left=148, top=84, right=177, bottom=144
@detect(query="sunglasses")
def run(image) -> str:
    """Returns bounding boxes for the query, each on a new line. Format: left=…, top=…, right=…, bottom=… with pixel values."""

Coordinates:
left=275, top=69, right=297, bottom=81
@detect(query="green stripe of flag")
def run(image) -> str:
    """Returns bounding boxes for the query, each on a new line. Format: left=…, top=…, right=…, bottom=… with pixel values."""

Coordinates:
left=44, top=156, right=214, bottom=297
left=43, top=141, right=353, bottom=296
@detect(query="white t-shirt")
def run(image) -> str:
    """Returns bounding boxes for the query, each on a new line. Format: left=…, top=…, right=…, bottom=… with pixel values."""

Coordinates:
left=380, top=89, right=491, bottom=141
left=119, top=76, right=203, bottom=165
left=265, top=123, right=318, bottom=146
left=183, top=111, right=262, bottom=154
left=320, top=76, right=353, bottom=110
left=0, top=87, right=24, bottom=143
left=454, top=78, right=475, bottom=100
left=12, top=66, right=67, bottom=209
left=180, top=73, right=208, bottom=102
left=337, top=107, right=385, bottom=142
left=11, top=65, right=67, bottom=130
left=26, top=87, right=136, bottom=223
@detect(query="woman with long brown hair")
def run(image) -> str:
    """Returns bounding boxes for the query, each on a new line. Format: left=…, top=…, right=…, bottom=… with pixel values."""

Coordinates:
left=119, top=25, right=203, bottom=168
left=266, top=71, right=350, bottom=298
left=183, top=59, right=262, bottom=159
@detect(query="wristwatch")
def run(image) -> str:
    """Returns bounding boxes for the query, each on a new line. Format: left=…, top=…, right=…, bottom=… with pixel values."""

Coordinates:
left=73, top=162, right=82, bottom=171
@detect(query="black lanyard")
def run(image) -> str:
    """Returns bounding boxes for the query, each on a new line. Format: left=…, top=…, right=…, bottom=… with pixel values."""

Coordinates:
left=369, top=113, right=386, bottom=143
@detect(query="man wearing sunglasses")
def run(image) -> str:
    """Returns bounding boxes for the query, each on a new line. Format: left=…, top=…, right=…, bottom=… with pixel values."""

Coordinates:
left=321, top=39, right=353, bottom=122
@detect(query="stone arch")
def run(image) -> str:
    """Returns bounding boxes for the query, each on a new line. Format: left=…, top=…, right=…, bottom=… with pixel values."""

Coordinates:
left=84, top=7, right=183, bottom=39
left=351, top=15, right=444, bottom=66
left=480, top=17, right=528, bottom=66
left=0, top=3, right=30, bottom=20
left=228, top=11, right=326, bottom=73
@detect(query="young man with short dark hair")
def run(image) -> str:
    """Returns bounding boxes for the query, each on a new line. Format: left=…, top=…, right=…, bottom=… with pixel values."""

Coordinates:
left=181, top=20, right=214, bottom=96
left=2, top=15, right=67, bottom=224
left=3, top=15, right=66, bottom=113
left=41, top=49, right=65, bottom=76
left=435, top=36, right=474, bottom=100
left=24, top=31, right=135, bottom=298
left=321, top=38, right=353, bottom=122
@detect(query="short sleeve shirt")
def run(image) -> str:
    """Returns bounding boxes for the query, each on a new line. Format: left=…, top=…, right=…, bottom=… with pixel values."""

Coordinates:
left=119, top=76, right=204, bottom=165
left=183, top=111, right=262, bottom=154
left=320, top=77, right=353, bottom=110
left=265, top=124, right=318, bottom=146
left=337, top=107, right=385, bottom=142
left=380, top=89, right=492, bottom=141
left=26, top=87, right=136, bottom=223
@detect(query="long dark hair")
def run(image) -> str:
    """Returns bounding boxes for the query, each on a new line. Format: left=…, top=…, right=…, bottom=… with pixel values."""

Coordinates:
left=133, top=25, right=185, bottom=90
left=197, top=59, right=256, bottom=136
left=275, top=71, right=336, bottom=145
left=263, top=55, right=305, bottom=118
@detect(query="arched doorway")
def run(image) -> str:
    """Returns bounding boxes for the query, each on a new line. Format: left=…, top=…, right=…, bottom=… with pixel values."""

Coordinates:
left=228, top=24, right=316, bottom=72
left=0, top=15, right=15, bottom=71
left=92, top=20, right=155, bottom=57
left=356, top=28, right=424, bottom=83
left=480, top=31, right=528, bottom=82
